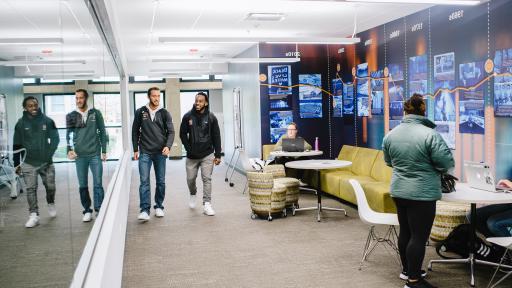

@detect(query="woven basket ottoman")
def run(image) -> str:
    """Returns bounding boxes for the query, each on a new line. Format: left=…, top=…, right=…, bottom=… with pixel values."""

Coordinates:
left=274, top=177, right=300, bottom=210
left=247, top=171, right=287, bottom=221
left=430, top=201, right=470, bottom=242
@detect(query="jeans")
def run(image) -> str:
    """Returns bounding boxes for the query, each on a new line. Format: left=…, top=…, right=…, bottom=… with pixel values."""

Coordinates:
left=474, top=204, right=512, bottom=237
left=21, top=163, right=56, bottom=215
left=186, top=153, right=214, bottom=203
left=75, top=155, right=104, bottom=214
left=138, top=152, right=167, bottom=213
left=393, top=197, right=437, bottom=280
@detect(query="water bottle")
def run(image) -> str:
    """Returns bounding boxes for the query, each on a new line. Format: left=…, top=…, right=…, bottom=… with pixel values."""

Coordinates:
left=314, top=137, right=319, bottom=151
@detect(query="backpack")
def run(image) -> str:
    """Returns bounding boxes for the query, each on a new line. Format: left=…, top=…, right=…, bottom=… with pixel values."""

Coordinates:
left=435, top=224, right=507, bottom=263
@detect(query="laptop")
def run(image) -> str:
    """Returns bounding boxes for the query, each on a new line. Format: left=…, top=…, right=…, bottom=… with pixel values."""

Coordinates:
left=282, top=137, right=305, bottom=152
left=464, top=161, right=512, bottom=193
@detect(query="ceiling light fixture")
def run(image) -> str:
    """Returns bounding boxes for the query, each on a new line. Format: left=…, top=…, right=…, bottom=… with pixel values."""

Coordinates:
left=38, top=70, right=95, bottom=76
left=346, top=0, right=480, bottom=5
left=245, top=13, right=286, bottom=21
left=1, top=60, right=86, bottom=67
left=0, top=60, right=86, bottom=66
left=160, top=37, right=360, bottom=45
left=0, top=38, right=64, bottom=45
left=152, top=57, right=301, bottom=63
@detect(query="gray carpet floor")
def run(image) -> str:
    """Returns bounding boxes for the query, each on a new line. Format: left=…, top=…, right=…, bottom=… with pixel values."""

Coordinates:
left=122, top=159, right=512, bottom=288
left=0, top=162, right=118, bottom=288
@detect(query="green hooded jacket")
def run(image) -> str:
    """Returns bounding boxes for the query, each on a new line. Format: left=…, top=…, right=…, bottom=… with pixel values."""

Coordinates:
left=382, top=114, right=455, bottom=201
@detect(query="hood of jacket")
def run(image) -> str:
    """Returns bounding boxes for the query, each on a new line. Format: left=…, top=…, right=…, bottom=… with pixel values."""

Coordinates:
left=402, top=114, right=436, bottom=129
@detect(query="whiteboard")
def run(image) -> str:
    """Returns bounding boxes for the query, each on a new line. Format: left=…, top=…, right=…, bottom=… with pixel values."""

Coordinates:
left=233, top=88, right=243, bottom=149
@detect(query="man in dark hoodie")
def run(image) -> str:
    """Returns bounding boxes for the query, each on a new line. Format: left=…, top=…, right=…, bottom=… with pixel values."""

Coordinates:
left=13, top=96, right=59, bottom=228
left=132, top=87, right=174, bottom=222
left=180, top=92, right=222, bottom=216
left=66, top=89, right=108, bottom=223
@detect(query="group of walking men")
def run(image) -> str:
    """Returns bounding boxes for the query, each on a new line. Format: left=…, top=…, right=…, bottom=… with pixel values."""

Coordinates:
left=14, top=87, right=221, bottom=228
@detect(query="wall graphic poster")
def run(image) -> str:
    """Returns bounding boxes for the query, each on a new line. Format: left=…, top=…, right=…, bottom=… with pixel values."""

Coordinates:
left=435, top=121, right=456, bottom=149
left=343, top=83, right=354, bottom=115
left=434, top=52, right=456, bottom=123
left=388, top=63, right=405, bottom=129
left=357, top=63, right=370, bottom=116
left=269, top=111, right=293, bottom=143
left=494, top=48, right=512, bottom=117
left=459, top=61, right=485, bottom=134
left=409, top=55, right=428, bottom=97
left=268, top=65, right=292, bottom=95
left=332, top=78, right=343, bottom=117
left=269, top=94, right=291, bottom=110
left=299, top=74, right=323, bottom=118
left=371, top=70, right=384, bottom=115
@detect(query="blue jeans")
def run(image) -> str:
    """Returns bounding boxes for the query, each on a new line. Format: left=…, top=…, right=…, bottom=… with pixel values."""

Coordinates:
left=138, top=153, right=167, bottom=213
left=75, top=155, right=104, bottom=214
left=474, top=204, right=512, bottom=237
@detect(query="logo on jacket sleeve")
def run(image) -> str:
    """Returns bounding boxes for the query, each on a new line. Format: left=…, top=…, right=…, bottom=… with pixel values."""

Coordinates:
left=188, top=119, right=193, bottom=126
left=42, top=124, right=47, bottom=130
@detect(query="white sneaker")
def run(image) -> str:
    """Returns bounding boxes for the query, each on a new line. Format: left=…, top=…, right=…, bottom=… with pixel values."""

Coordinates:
left=82, top=212, right=92, bottom=222
left=189, top=195, right=197, bottom=209
left=155, top=208, right=165, bottom=218
left=25, top=213, right=39, bottom=228
left=48, top=204, right=57, bottom=218
left=203, top=202, right=215, bottom=216
left=138, top=211, right=150, bottom=222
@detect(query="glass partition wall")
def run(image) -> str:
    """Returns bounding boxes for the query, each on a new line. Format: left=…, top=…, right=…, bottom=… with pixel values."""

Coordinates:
left=0, top=0, right=121, bottom=287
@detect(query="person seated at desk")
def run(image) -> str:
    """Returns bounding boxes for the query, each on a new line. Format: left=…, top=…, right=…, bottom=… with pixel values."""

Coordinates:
left=273, top=122, right=312, bottom=181
left=475, top=179, right=512, bottom=237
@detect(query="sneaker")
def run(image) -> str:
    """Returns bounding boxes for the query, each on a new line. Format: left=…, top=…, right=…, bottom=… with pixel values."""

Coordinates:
left=189, top=195, right=197, bottom=209
left=404, top=278, right=437, bottom=288
left=48, top=204, right=57, bottom=218
left=400, top=270, right=427, bottom=280
left=138, top=211, right=150, bottom=222
left=155, top=208, right=165, bottom=218
left=82, top=212, right=92, bottom=222
left=25, top=213, right=40, bottom=228
left=203, top=202, right=215, bottom=216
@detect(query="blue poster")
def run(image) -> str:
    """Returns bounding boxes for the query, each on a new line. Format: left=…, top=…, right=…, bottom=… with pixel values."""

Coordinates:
left=268, top=65, right=292, bottom=95
left=434, top=80, right=456, bottom=122
left=269, top=111, right=293, bottom=143
left=332, top=78, right=343, bottom=117
left=269, top=95, right=291, bottom=110
left=409, top=55, right=428, bottom=97
left=433, top=52, right=456, bottom=147
left=388, top=63, right=404, bottom=124
left=494, top=48, right=512, bottom=117
left=371, top=70, right=384, bottom=115
left=459, top=61, right=485, bottom=134
left=343, top=83, right=354, bottom=115
left=299, top=74, right=323, bottom=118
left=357, top=63, right=369, bottom=116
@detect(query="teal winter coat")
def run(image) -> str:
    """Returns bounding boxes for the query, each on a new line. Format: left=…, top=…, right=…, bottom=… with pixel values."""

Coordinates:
left=382, top=114, right=455, bottom=201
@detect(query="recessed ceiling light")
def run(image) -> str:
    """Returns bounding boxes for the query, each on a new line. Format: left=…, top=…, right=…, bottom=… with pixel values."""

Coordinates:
left=346, top=0, right=480, bottom=5
left=160, top=36, right=360, bottom=45
left=0, top=38, right=64, bottom=45
left=0, top=60, right=86, bottom=66
left=245, top=13, right=286, bottom=22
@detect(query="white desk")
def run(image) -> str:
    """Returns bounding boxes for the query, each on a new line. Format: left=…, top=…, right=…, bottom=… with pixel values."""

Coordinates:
left=286, top=160, right=352, bottom=222
left=428, top=183, right=512, bottom=287
left=270, top=150, right=323, bottom=158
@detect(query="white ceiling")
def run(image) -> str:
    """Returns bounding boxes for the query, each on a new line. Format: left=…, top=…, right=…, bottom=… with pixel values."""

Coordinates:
left=112, top=0, right=432, bottom=77
left=0, top=0, right=117, bottom=79
left=0, top=0, right=435, bottom=79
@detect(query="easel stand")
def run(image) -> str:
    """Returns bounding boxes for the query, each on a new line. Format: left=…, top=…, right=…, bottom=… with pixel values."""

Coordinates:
left=224, top=146, right=242, bottom=187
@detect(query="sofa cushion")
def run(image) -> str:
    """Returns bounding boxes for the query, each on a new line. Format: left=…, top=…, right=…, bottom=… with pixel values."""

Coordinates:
left=320, top=170, right=355, bottom=198
left=338, top=175, right=376, bottom=205
left=361, top=182, right=396, bottom=214
left=350, top=147, right=379, bottom=177
left=262, top=144, right=276, bottom=161
left=337, top=145, right=360, bottom=161
left=370, top=151, right=393, bottom=182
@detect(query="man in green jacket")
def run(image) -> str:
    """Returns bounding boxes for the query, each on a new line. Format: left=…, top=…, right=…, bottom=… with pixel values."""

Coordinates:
left=13, top=96, right=59, bottom=228
left=382, top=94, right=454, bottom=288
left=66, top=89, right=108, bottom=222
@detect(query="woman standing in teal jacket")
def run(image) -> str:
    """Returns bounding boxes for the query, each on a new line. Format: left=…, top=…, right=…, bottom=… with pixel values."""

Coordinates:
left=382, top=94, right=455, bottom=288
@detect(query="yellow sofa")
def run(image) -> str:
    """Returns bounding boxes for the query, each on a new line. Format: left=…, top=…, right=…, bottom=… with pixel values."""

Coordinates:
left=319, top=145, right=395, bottom=213
left=262, top=144, right=276, bottom=161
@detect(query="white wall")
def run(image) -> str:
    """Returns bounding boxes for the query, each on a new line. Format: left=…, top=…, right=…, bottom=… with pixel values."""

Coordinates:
left=0, top=66, right=24, bottom=150
left=222, top=45, right=261, bottom=168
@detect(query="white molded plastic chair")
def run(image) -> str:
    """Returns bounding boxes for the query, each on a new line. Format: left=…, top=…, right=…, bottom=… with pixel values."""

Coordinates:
left=486, top=237, right=512, bottom=288
left=349, top=179, right=400, bottom=269
left=0, top=148, right=27, bottom=199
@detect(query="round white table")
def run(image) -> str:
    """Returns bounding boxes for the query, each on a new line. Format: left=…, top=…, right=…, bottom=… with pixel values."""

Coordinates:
left=428, top=183, right=512, bottom=287
left=270, top=150, right=324, bottom=158
left=285, top=160, right=352, bottom=222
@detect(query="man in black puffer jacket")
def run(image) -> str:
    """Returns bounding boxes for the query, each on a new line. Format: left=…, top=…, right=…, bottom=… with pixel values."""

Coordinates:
left=180, top=92, right=222, bottom=216
left=13, top=96, right=59, bottom=228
